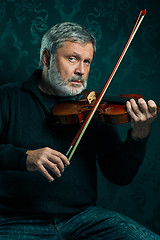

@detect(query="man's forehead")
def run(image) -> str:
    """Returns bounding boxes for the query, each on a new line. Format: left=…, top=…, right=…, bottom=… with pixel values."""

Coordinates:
left=57, top=41, right=94, bottom=57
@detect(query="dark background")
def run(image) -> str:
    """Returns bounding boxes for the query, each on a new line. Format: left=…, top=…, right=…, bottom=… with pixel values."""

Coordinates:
left=0, top=0, right=160, bottom=235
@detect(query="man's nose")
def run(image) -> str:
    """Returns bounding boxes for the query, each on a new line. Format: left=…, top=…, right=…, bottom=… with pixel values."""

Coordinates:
left=75, top=62, right=85, bottom=76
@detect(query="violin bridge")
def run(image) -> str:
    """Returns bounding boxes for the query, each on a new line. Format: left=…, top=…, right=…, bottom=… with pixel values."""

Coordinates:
left=87, top=91, right=96, bottom=105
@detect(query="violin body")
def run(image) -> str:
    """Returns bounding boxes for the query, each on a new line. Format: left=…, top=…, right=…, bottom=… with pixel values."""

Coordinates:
left=52, top=91, right=142, bottom=125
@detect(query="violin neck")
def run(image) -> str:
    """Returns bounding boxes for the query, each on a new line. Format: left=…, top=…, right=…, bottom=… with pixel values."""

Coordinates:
left=103, top=95, right=138, bottom=104
left=103, top=95, right=160, bottom=114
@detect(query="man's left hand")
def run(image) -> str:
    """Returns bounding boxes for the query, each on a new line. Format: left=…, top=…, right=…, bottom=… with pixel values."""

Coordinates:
left=126, top=98, right=157, bottom=140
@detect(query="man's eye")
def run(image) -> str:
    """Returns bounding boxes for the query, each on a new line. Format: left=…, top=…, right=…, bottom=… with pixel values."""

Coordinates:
left=69, top=57, right=75, bottom=62
left=84, top=60, right=90, bottom=65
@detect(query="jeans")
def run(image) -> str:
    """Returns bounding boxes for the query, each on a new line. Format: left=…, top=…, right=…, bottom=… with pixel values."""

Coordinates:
left=0, top=206, right=159, bottom=239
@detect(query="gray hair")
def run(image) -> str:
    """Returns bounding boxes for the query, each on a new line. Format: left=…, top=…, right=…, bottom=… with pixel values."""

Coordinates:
left=39, top=22, right=96, bottom=67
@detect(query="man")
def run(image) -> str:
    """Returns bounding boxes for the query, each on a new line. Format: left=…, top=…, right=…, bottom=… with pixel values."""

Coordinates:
left=0, top=22, right=159, bottom=239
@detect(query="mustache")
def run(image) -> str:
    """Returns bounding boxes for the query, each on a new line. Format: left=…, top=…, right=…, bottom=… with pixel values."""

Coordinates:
left=56, top=76, right=85, bottom=87
left=68, top=76, right=85, bottom=84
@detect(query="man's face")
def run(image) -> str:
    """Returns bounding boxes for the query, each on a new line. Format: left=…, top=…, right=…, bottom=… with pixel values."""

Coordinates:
left=48, top=41, right=94, bottom=96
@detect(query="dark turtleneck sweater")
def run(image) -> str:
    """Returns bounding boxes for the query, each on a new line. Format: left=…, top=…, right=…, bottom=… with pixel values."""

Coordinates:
left=0, top=70, right=147, bottom=217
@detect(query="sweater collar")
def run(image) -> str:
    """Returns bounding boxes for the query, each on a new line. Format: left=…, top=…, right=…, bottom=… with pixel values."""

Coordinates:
left=23, top=69, right=42, bottom=97
left=23, top=69, right=84, bottom=103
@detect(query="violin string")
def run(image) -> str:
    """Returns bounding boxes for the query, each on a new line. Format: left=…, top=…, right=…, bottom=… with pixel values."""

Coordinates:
left=66, top=10, right=146, bottom=162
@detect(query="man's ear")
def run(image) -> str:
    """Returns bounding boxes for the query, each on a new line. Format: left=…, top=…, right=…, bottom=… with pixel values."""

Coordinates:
left=42, top=49, right=50, bottom=68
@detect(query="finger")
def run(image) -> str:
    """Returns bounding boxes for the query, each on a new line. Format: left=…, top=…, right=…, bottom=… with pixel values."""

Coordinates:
left=51, top=150, right=70, bottom=166
left=44, top=161, right=62, bottom=178
left=126, top=100, right=140, bottom=121
left=43, top=147, right=70, bottom=171
left=38, top=164, right=54, bottom=182
left=138, top=99, right=157, bottom=121
left=130, top=99, right=142, bottom=115
left=137, top=98, right=148, bottom=114
left=148, top=100, right=157, bottom=115
left=48, top=154, right=65, bottom=173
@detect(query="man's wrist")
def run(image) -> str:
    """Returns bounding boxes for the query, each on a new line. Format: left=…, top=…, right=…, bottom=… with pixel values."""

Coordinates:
left=130, top=128, right=150, bottom=141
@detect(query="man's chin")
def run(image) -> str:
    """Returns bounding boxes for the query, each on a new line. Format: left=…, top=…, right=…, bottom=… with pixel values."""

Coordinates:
left=61, top=86, right=85, bottom=97
left=70, top=86, right=86, bottom=94
left=53, top=83, right=86, bottom=96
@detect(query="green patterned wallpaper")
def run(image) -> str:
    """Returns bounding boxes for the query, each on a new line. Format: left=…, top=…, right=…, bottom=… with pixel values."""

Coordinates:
left=0, top=0, right=160, bottom=235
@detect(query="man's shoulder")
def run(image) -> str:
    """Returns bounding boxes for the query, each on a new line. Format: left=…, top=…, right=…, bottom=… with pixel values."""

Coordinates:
left=0, top=82, right=23, bottom=98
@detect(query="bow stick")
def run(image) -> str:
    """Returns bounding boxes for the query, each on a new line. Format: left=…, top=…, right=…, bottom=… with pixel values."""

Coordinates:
left=66, top=9, right=146, bottom=161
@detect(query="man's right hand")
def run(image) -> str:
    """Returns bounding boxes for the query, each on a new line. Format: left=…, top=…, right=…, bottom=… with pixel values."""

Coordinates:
left=26, top=147, right=70, bottom=182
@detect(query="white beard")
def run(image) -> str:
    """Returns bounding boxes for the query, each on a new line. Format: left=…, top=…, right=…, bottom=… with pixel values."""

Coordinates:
left=47, top=59, right=87, bottom=96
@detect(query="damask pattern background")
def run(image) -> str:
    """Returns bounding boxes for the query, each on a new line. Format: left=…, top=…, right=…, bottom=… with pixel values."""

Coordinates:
left=0, top=0, right=160, bottom=235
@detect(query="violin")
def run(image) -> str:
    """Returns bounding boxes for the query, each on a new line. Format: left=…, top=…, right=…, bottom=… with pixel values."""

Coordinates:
left=52, top=91, right=143, bottom=125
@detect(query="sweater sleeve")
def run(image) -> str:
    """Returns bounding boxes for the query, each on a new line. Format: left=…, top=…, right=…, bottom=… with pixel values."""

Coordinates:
left=0, top=86, right=28, bottom=171
left=0, top=144, right=27, bottom=171
left=96, top=122, right=148, bottom=186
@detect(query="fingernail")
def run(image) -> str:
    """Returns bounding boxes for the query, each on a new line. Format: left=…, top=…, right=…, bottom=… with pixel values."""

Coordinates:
left=49, top=178, right=54, bottom=183
left=150, top=102, right=155, bottom=107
